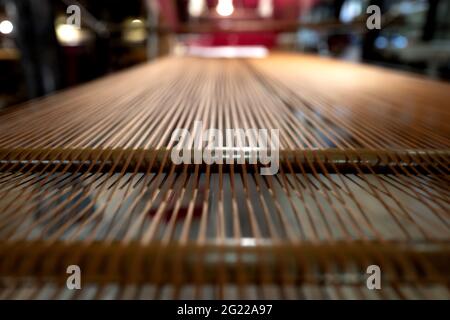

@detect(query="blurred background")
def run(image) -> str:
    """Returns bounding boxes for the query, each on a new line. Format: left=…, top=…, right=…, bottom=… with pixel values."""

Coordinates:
left=0, top=0, right=449, bottom=109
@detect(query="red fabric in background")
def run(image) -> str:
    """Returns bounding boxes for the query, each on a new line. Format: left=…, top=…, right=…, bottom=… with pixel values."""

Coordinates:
left=188, top=32, right=277, bottom=47
left=159, top=0, right=321, bottom=48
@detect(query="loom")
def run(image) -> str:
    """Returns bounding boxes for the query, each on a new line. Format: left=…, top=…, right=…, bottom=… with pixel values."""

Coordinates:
left=0, top=53, right=448, bottom=299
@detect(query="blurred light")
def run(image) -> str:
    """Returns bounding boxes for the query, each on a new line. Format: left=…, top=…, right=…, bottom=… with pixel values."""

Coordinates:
left=189, top=0, right=205, bottom=18
left=241, top=238, right=256, bottom=247
left=258, top=0, right=273, bottom=18
left=174, top=44, right=188, bottom=56
left=392, top=35, right=408, bottom=49
left=340, top=0, right=362, bottom=23
left=0, top=20, right=13, bottom=35
left=396, top=1, right=428, bottom=15
left=123, top=18, right=147, bottom=43
left=375, top=36, right=388, bottom=49
left=187, top=46, right=268, bottom=59
left=56, top=24, right=82, bottom=46
left=216, top=0, right=234, bottom=17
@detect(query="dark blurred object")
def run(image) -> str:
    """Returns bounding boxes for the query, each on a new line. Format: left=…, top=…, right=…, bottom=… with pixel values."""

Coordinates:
left=0, top=0, right=151, bottom=109
left=294, top=0, right=449, bottom=80
left=362, top=0, right=450, bottom=79
left=5, top=0, right=62, bottom=99
left=361, top=0, right=386, bottom=62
